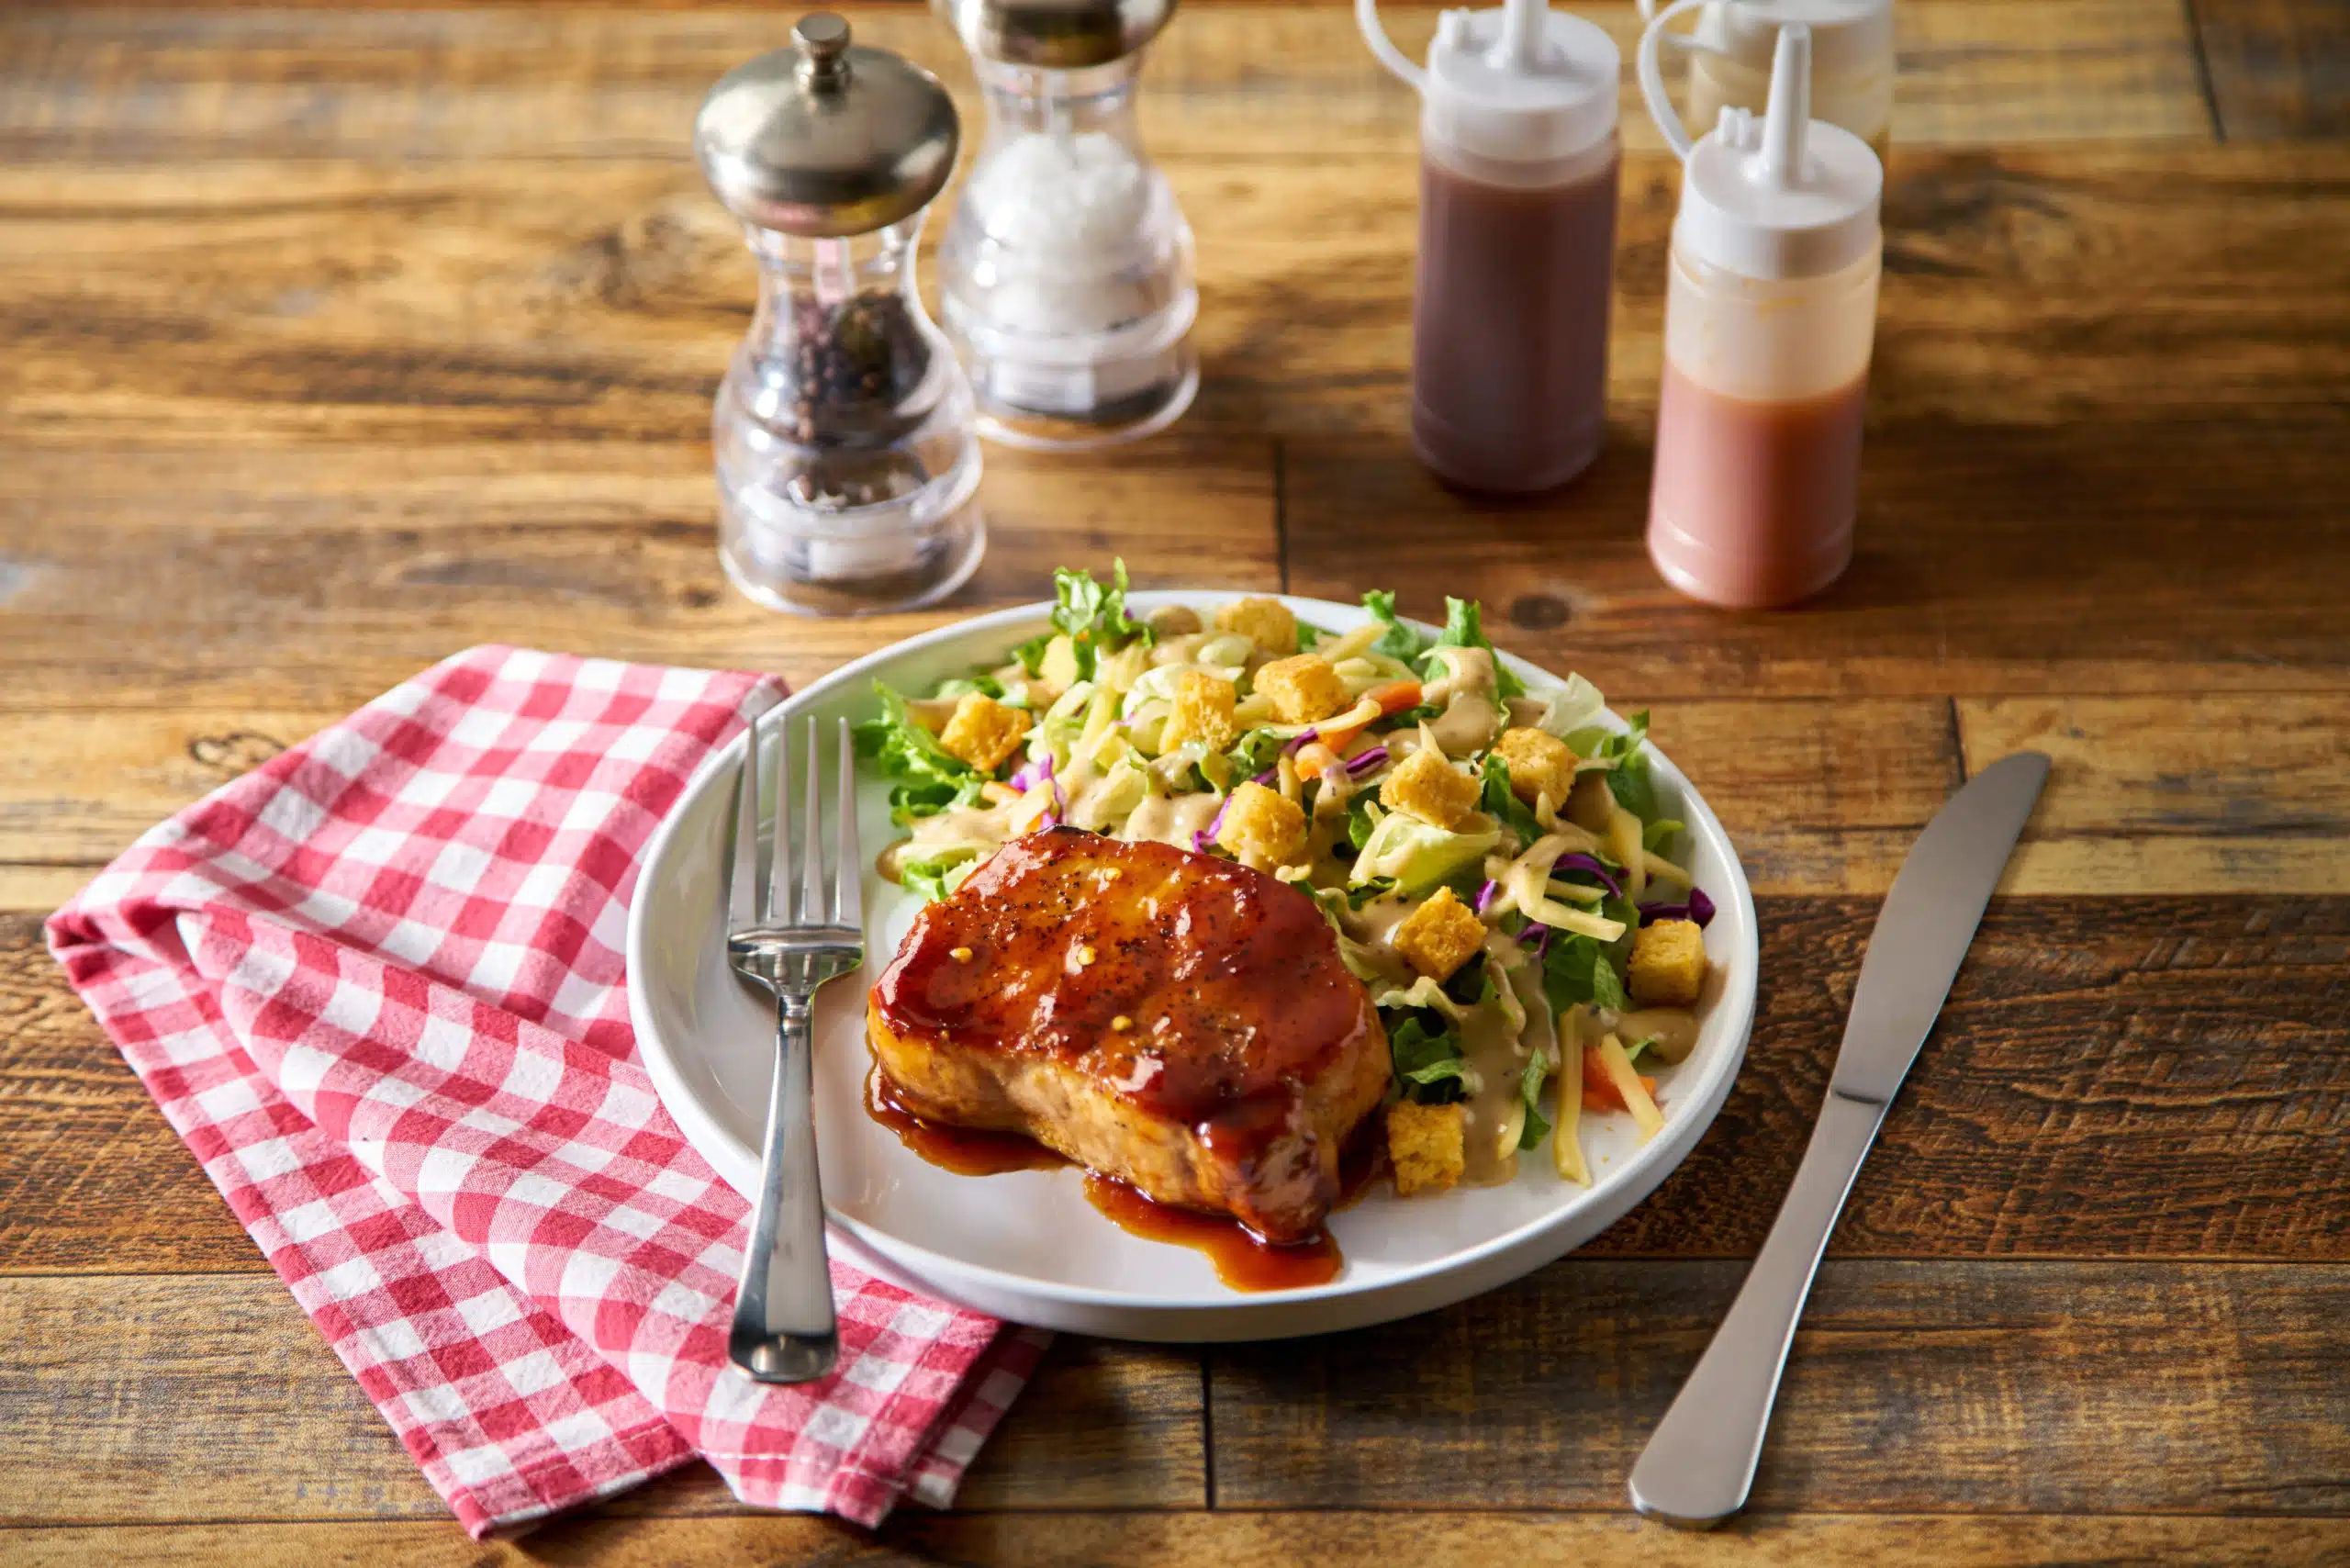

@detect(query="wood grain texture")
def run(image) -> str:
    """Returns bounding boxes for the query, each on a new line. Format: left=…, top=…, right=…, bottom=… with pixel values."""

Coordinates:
left=0, top=437, right=1277, bottom=714
left=2193, top=0, right=2350, bottom=139
left=1281, top=415, right=2350, bottom=699
left=6, top=146, right=2341, bottom=454
left=0, top=1274, right=1203, bottom=1523
left=1207, top=1260, right=2350, bottom=1512
left=14, top=897, right=2344, bottom=1276
left=1965, top=697, right=2350, bottom=894
left=5, top=1512, right=2344, bottom=1568
left=0, top=2, right=2207, bottom=165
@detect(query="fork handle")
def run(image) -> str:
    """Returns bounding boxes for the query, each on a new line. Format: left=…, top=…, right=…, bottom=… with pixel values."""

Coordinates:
left=729, top=992, right=839, bottom=1383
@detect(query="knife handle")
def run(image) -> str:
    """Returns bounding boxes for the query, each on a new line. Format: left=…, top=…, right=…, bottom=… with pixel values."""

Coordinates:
left=1628, top=1087, right=1891, bottom=1528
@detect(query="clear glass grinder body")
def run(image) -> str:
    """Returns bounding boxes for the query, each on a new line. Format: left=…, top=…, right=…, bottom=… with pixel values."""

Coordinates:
left=936, top=0, right=1198, bottom=450
left=1363, top=0, right=1624, bottom=493
left=1639, top=7, right=1883, bottom=609
left=696, top=14, right=984, bottom=615
left=1642, top=0, right=1895, bottom=158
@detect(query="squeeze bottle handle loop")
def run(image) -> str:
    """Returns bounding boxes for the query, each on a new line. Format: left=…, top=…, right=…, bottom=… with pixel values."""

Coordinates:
left=1639, top=0, right=1736, bottom=61
left=1638, top=0, right=1715, bottom=160
left=1358, top=0, right=1428, bottom=93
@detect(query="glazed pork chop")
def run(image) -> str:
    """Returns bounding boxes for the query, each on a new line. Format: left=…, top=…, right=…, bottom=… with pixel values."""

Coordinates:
left=867, top=827, right=1389, bottom=1243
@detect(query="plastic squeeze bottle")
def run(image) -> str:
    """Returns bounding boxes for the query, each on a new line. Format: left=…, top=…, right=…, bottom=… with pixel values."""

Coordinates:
left=1639, top=7, right=1883, bottom=607
left=1639, top=0, right=1895, bottom=160
left=1361, top=0, right=1622, bottom=493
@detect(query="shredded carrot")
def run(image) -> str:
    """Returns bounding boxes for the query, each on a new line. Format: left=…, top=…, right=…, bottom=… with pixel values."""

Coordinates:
left=1582, top=1047, right=1656, bottom=1114
left=1293, top=741, right=1341, bottom=778
left=1322, top=680, right=1423, bottom=751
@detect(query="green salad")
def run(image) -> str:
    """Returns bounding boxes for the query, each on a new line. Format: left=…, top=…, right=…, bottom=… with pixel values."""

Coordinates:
left=856, top=565, right=1717, bottom=1193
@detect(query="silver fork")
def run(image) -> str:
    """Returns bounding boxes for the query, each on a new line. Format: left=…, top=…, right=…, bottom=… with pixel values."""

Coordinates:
left=724, top=706, right=862, bottom=1383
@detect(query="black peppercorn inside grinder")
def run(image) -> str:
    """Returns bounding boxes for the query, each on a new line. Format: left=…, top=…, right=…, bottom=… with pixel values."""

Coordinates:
left=696, top=12, right=983, bottom=614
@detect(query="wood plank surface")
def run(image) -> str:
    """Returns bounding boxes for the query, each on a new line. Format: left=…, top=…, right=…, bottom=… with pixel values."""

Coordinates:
left=0, top=2, right=2209, bottom=165
left=0, top=1273, right=1205, bottom=1523
left=6, top=145, right=2340, bottom=458
left=2193, top=0, right=2350, bottom=139
left=4, top=1511, right=2343, bottom=1568
left=1207, top=1260, right=2350, bottom=1512
left=13, top=895, right=2344, bottom=1277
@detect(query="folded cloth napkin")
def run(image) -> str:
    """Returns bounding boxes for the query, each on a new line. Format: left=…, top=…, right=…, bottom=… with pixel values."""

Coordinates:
left=47, top=645, right=1046, bottom=1538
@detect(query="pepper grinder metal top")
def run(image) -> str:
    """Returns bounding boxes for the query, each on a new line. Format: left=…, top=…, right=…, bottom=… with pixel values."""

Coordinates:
left=695, top=14, right=961, bottom=238
left=934, top=0, right=1176, bottom=69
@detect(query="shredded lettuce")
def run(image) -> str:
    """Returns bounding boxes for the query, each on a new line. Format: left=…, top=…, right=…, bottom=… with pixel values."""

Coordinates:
left=1425, top=597, right=1528, bottom=700
left=1542, top=931, right=1629, bottom=1015
left=1532, top=672, right=1605, bottom=740
left=1347, top=876, right=1397, bottom=909
left=1361, top=589, right=1433, bottom=664
left=1221, top=727, right=1286, bottom=782
left=1389, top=1015, right=1468, bottom=1101
left=1351, top=811, right=1502, bottom=896
left=852, top=681, right=989, bottom=826
left=1643, top=817, right=1685, bottom=855
left=1571, top=711, right=1662, bottom=823
left=1344, top=794, right=1382, bottom=852
left=932, top=674, right=1005, bottom=702
left=899, top=848, right=982, bottom=903
left=1021, top=560, right=1152, bottom=683
left=1517, top=1052, right=1553, bottom=1150
left=1478, top=754, right=1547, bottom=845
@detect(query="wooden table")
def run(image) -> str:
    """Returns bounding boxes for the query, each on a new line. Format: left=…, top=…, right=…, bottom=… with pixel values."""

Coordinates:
left=3, top=1, right=2345, bottom=1562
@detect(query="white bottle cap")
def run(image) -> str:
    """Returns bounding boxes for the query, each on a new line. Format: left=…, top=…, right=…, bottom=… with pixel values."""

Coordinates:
left=1361, top=0, right=1618, bottom=165
left=1656, top=22, right=1881, bottom=280
left=1690, top=0, right=1892, bottom=79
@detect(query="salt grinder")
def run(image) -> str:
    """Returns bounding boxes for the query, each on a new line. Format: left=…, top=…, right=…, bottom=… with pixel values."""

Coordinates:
left=934, top=0, right=1199, bottom=450
left=696, top=13, right=983, bottom=615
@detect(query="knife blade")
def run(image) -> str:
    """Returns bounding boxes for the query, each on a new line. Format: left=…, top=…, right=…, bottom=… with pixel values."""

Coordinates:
left=1627, top=750, right=2051, bottom=1529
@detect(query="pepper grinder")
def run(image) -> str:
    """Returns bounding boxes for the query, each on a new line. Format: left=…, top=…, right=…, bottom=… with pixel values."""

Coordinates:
left=696, top=13, right=983, bottom=616
left=934, top=0, right=1199, bottom=450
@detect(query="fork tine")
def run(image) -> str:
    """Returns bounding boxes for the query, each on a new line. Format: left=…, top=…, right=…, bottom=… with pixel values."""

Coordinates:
left=729, top=706, right=762, bottom=931
left=834, top=716, right=862, bottom=931
left=800, top=714, right=824, bottom=925
left=767, top=708, right=792, bottom=924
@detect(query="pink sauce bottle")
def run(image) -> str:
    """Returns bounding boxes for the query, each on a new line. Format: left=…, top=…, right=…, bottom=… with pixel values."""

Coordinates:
left=1637, top=6, right=1883, bottom=607
left=1360, top=0, right=1622, bottom=493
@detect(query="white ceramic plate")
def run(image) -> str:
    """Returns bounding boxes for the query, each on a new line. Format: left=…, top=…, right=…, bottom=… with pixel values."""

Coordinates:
left=628, top=593, right=1758, bottom=1341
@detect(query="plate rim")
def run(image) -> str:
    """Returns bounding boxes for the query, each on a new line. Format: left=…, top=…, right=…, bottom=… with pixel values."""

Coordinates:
left=627, top=590, right=1762, bottom=1322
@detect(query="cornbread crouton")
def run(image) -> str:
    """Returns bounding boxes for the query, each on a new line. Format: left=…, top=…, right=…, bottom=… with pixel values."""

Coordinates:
left=1391, top=885, right=1487, bottom=981
left=1214, top=781, right=1307, bottom=865
left=1253, top=654, right=1348, bottom=725
left=937, top=692, right=1033, bottom=774
left=1494, top=727, right=1578, bottom=808
left=1037, top=634, right=1082, bottom=691
left=1628, top=919, right=1708, bottom=1006
left=1215, top=597, right=1298, bottom=655
left=1387, top=1100, right=1466, bottom=1196
left=1162, top=671, right=1239, bottom=752
left=1381, top=745, right=1480, bottom=829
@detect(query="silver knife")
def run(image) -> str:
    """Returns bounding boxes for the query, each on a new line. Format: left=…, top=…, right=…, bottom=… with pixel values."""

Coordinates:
left=1627, top=750, right=2051, bottom=1528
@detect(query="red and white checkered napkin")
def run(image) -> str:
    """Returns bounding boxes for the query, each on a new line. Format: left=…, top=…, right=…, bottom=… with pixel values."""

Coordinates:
left=46, top=645, right=1046, bottom=1538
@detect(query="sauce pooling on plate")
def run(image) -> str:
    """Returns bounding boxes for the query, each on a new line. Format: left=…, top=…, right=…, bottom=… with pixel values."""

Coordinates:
left=867, top=1067, right=1384, bottom=1292
left=865, top=1070, right=1068, bottom=1176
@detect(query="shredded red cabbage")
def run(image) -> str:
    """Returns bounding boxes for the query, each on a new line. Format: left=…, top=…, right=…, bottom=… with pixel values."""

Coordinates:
left=1007, top=751, right=1055, bottom=795
left=1344, top=745, right=1390, bottom=776
left=1281, top=727, right=1321, bottom=756
left=1474, top=879, right=1500, bottom=915
left=1527, top=923, right=1555, bottom=958
left=1194, top=790, right=1236, bottom=854
left=1639, top=886, right=1717, bottom=927
left=1552, top=852, right=1624, bottom=899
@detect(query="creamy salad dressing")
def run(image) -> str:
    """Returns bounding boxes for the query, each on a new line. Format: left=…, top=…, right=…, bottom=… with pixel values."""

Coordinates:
left=1421, top=645, right=1503, bottom=756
